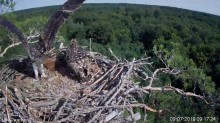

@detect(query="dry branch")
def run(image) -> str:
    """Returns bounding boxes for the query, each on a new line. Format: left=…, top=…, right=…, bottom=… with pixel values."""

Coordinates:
left=0, top=28, right=40, bottom=57
left=0, top=44, right=209, bottom=122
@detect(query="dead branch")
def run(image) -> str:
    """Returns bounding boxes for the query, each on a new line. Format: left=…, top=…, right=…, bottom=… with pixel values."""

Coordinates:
left=5, top=86, right=12, bottom=123
left=0, top=28, right=40, bottom=57
left=0, top=43, right=210, bottom=122
left=109, top=48, right=120, bottom=62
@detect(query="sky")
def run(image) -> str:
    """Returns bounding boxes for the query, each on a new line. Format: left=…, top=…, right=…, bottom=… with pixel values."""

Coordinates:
left=13, top=0, right=220, bottom=16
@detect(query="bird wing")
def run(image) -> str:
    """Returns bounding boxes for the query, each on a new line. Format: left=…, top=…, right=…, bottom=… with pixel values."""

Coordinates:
left=0, top=16, right=32, bottom=58
left=41, top=0, right=85, bottom=51
left=67, top=39, right=88, bottom=62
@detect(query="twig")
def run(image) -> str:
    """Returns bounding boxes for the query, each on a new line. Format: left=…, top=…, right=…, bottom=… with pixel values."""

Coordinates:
left=142, top=86, right=208, bottom=104
left=0, top=40, right=38, bottom=57
left=109, top=48, right=120, bottom=62
left=89, top=38, right=92, bottom=51
left=5, top=85, right=12, bottom=123
left=53, top=98, right=69, bottom=121
left=31, top=99, right=60, bottom=108
left=88, top=64, right=117, bottom=88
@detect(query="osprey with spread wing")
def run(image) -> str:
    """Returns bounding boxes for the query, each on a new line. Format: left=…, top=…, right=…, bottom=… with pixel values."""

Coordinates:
left=0, top=0, right=85, bottom=80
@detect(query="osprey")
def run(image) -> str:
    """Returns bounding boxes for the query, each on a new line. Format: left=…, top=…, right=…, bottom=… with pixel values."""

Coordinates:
left=0, top=0, right=85, bottom=80
left=67, top=39, right=89, bottom=62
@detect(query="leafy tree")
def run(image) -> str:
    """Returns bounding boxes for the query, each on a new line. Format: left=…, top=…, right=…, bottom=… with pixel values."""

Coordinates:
left=87, top=22, right=113, bottom=45
left=0, top=0, right=15, bottom=14
left=1, top=3, right=220, bottom=122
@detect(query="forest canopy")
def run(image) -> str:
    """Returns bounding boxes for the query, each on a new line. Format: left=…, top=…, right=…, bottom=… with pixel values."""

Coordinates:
left=0, top=3, right=220, bottom=122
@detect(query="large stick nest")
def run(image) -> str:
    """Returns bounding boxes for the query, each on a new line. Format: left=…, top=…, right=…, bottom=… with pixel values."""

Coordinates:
left=0, top=45, right=163, bottom=122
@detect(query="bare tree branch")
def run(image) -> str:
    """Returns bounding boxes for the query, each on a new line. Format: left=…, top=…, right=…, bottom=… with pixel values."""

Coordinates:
left=0, top=28, right=40, bottom=57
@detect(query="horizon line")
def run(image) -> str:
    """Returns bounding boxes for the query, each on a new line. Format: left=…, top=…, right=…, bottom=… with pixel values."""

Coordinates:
left=14, top=3, right=220, bottom=17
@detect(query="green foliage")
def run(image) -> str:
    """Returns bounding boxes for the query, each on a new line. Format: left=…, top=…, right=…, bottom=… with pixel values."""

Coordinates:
left=0, top=0, right=15, bottom=14
left=87, top=22, right=113, bottom=45
left=0, top=3, right=220, bottom=122
left=16, top=16, right=48, bottom=32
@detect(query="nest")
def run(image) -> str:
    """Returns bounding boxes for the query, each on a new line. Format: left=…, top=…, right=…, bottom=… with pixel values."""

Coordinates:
left=0, top=48, right=157, bottom=123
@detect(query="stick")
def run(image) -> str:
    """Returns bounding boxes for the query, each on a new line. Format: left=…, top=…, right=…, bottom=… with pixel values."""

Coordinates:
left=5, top=85, right=12, bottom=123
left=109, top=48, right=120, bottom=62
